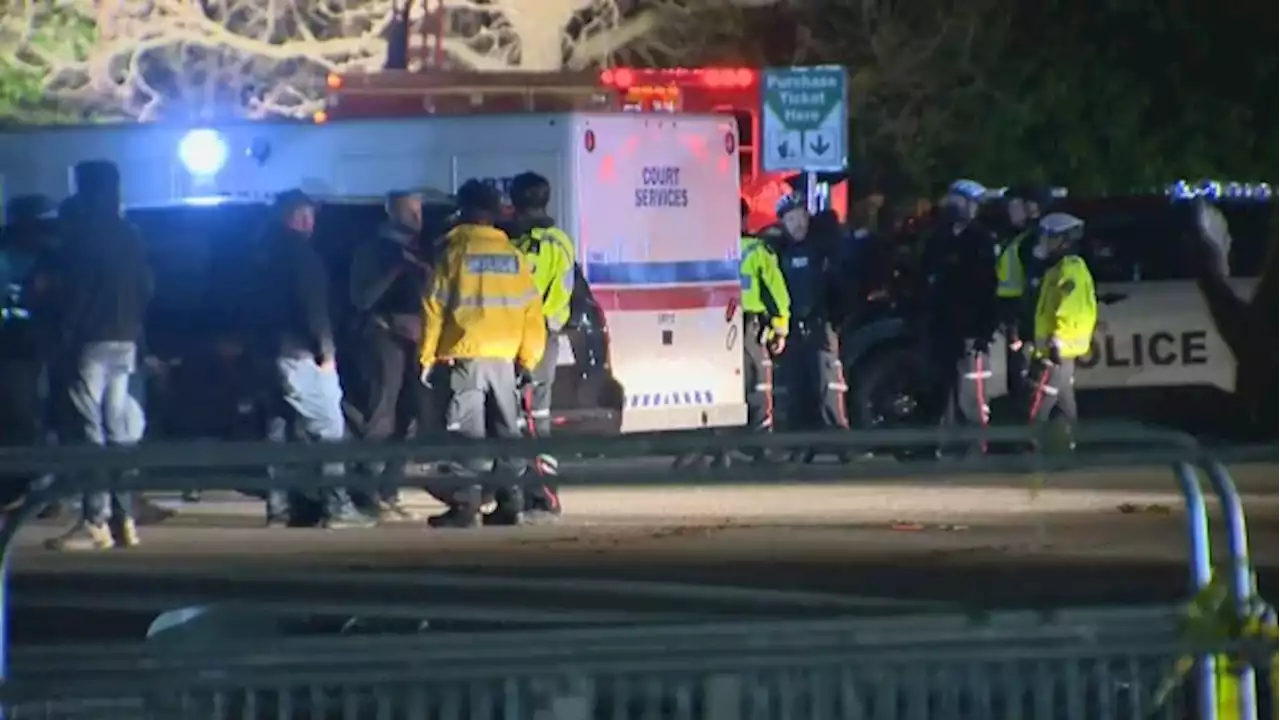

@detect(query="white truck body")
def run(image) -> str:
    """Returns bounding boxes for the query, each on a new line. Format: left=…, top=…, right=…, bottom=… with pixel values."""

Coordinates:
left=0, top=114, right=746, bottom=432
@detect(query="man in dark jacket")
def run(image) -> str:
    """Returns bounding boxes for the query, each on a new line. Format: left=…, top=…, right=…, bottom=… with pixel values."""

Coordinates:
left=258, top=190, right=372, bottom=529
left=347, top=190, right=433, bottom=520
left=919, top=180, right=1000, bottom=454
left=44, top=162, right=153, bottom=551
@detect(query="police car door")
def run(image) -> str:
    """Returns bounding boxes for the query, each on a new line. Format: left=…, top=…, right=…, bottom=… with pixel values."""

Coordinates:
left=1075, top=213, right=1236, bottom=393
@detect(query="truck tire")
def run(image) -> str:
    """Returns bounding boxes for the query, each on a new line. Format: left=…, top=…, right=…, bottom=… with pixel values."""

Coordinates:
left=849, top=343, right=929, bottom=432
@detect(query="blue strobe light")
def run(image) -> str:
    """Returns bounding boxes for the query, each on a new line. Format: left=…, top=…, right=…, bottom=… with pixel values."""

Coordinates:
left=178, top=129, right=229, bottom=176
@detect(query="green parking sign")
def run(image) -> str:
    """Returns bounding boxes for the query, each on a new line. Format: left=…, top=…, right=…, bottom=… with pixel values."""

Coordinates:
left=760, top=66, right=847, bottom=172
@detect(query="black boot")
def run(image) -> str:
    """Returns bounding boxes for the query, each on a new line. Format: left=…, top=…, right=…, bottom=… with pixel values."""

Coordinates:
left=484, top=484, right=526, bottom=527
left=427, top=484, right=483, bottom=529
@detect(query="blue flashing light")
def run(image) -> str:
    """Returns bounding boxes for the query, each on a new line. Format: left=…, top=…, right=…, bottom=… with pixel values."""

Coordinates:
left=180, top=195, right=230, bottom=206
left=178, top=129, right=229, bottom=176
left=1167, top=179, right=1273, bottom=202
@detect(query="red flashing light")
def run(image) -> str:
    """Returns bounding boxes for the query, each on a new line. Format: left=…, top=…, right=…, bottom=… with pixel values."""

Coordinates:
left=600, top=67, right=756, bottom=90
left=600, top=68, right=635, bottom=89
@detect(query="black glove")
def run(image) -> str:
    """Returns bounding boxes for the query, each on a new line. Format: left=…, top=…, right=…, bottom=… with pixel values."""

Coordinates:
left=1047, top=344, right=1062, bottom=366
left=515, top=366, right=536, bottom=388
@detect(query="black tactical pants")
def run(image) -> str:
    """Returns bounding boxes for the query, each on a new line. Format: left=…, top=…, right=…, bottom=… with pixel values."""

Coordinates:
left=780, top=319, right=848, bottom=430
left=930, top=337, right=991, bottom=452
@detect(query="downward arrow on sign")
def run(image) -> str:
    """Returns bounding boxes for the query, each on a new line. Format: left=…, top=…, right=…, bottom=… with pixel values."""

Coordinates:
left=809, top=135, right=831, bottom=156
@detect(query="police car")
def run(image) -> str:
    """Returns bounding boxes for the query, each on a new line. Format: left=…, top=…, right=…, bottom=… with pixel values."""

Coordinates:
left=845, top=183, right=1275, bottom=439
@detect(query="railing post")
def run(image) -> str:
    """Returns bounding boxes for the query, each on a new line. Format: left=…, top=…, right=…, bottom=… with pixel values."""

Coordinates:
left=0, top=485, right=58, bottom=720
left=1174, top=461, right=1217, bottom=720
left=1203, top=460, right=1260, bottom=720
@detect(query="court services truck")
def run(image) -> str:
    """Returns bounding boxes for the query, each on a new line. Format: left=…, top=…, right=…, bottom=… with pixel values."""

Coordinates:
left=0, top=111, right=746, bottom=434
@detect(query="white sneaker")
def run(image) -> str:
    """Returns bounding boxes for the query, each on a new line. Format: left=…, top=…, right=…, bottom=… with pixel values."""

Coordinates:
left=44, top=521, right=115, bottom=551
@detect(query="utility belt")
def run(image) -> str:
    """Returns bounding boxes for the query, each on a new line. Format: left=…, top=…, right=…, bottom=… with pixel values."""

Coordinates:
left=790, top=314, right=829, bottom=334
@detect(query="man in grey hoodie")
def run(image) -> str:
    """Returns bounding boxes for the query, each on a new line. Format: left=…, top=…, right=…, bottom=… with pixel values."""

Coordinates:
left=45, top=160, right=153, bottom=551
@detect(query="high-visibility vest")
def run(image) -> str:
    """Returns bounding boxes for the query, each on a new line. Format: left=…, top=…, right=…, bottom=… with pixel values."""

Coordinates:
left=995, top=229, right=1034, bottom=298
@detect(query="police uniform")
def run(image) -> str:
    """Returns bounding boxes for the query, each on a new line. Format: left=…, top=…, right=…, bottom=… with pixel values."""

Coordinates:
left=419, top=186, right=546, bottom=528
left=769, top=197, right=849, bottom=432
left=995, top=186, right=1052, bottom=400
left=508, top=224, right=575, bottom=445
left=739, top=231, right=791, bottom=432
left=1027, top=213, right=1097, bottom=431
left=505, top=171, right=576, bottom=514
left=921, top=181, right=1000, bottom=449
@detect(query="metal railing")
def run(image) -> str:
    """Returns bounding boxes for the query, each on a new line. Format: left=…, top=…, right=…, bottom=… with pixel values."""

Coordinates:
left=2, top=607, right=1274, bottom=719
left=0, top=423, right=1270, bottom=719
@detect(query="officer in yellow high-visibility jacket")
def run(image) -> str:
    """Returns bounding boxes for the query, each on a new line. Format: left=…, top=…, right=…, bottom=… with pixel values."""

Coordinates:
left=419, top=179, right=546, bottom=529
left=738, top=198, right=792, bottom=434
left=1026, top=213, right=1097, bottom=434
left=995, top=185, right=1051, bottom=400
left=503, top=171, right=576, bottom=519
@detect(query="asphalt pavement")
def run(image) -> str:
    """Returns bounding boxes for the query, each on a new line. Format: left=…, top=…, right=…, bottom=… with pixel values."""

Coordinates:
left=8, top=461, right=1275, bottom=646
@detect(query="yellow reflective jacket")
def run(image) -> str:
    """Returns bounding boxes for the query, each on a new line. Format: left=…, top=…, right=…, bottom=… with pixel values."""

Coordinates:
left=419, top=223, right=546, bottom=371
left=1034, top=254, right=1097, bottom=358
left=740, top=235, right=792, bottom=337
left=995, top=229, right=1034, bottom=298
left=512, top=225, right=576, bottom=332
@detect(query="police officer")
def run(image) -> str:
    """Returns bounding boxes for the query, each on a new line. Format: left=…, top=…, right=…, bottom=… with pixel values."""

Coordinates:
left=995, top=185, right=1053, bottom=400
left=739, top=198, right=791, bottom=438
left=419, top=180, right=545, bottom=529
left=503, top=172, right=574, bottom=520
left=1027, top=213, right=1097, bottom=444
left=765, top=194, right=850, bottom=454
left=920, top=180, right=1000, bottom=454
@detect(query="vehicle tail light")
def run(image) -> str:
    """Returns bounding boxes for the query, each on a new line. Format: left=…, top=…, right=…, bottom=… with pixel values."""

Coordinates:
left=600, top=68, right=635, bottom=89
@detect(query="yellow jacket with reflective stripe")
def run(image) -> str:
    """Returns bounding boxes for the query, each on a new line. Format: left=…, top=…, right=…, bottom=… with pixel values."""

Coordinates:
left=512, top=225, right=576, bottom=332
left=995, top=229, right=1034, bottom=298
left=740, top=235, right=792, bottom=337
left=419, top=224, right=546, bottom=371
left=1033, top=254, right=1097, bottom=358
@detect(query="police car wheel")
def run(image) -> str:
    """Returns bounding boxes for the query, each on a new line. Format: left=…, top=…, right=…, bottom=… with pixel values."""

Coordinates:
left=850, top=345, right=929, bottom=459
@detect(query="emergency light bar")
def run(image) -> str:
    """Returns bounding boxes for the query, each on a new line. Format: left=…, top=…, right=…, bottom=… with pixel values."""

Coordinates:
left=599, top=67, right=757, bottom=90
left=1167, top=179, right=1274, bottom=202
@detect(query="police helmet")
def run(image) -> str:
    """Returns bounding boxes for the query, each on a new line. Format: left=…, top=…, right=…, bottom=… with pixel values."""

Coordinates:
left=775, top=193, right=806, bottom=218
left=1038, top=212, right=1085, bottom=243
left=509, top=172, right=551, bottom=212
left=946, top=179, right=988, bottom=202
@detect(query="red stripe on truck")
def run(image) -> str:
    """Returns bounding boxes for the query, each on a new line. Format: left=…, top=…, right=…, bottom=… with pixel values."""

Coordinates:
left=593, top=284, right=740, bottom=312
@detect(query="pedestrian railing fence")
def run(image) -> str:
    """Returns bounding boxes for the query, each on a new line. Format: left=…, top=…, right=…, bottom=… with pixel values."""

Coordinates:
left=2, top=608, right=1274, bottom=719
left=0, top=422, right=1273, bottom=719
